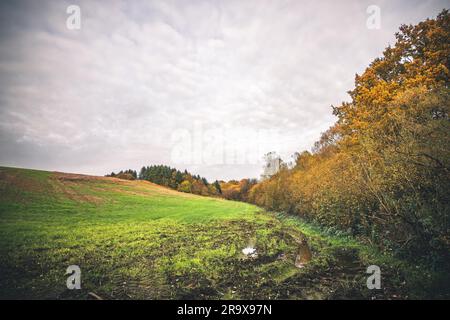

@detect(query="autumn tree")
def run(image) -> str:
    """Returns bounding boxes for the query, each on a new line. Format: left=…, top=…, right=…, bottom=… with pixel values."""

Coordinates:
left=248, top=10, right=450, bottom=265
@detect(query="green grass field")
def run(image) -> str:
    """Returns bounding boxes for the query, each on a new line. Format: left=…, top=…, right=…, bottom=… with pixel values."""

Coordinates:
left=0, top=166, right=438, bottom=299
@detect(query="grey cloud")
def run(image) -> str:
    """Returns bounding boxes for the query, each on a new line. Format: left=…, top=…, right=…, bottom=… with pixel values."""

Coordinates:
left=0, top=0, right=448, bottom=180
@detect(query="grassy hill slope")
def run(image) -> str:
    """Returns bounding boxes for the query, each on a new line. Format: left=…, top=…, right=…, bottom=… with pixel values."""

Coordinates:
left=0, top=167, right=437, bottom=299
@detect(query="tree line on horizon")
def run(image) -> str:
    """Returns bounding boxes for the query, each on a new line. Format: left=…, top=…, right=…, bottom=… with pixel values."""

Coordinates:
left=106, top=164, right=262, bottom=201
left=106, top=165, right=223, bottom=196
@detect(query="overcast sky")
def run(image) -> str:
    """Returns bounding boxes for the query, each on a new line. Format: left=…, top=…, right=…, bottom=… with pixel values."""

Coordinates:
left=0, top=0, right=447, bottom=181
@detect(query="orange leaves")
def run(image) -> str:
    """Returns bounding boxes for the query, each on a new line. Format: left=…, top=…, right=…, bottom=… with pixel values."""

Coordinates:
left=248, top=11, right=450, bottom=261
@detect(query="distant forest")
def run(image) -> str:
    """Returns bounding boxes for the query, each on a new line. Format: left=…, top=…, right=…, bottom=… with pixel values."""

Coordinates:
left=107, top=165, right=223, bottom=196
left=106, top=165, right=259, bottom=200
